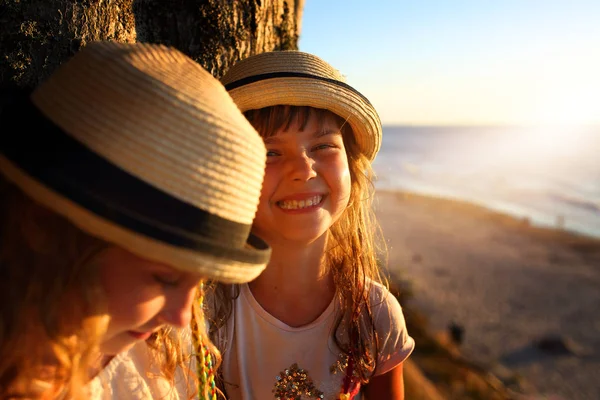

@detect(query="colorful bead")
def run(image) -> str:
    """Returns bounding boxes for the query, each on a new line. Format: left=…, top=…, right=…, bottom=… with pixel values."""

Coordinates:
left=192, top=281, right=217, bottom=400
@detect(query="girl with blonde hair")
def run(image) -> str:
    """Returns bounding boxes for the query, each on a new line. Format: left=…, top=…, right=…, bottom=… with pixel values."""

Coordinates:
left=0, top=41, right=270, bottom=399
left=207, top=51, right=415, bottom=399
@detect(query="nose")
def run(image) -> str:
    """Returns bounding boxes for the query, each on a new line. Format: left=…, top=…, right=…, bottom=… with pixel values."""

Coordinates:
left=287, top=152, right=317, bottom=181
left=159, top=284, right=197, bottom=328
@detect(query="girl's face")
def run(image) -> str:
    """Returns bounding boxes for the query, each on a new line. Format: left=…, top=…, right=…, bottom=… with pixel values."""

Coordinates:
left=97, top=247, right=202, bottom=356
left=252, top=111, right=352, bottom=245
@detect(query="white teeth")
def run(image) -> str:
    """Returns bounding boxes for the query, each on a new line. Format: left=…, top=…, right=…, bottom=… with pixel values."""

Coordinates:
left=279, top=195, right=322, bottom=210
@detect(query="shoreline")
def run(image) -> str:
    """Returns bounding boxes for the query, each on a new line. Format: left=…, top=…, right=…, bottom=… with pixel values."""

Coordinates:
left=378, top=186, right=600, bottom=240
left=375, top=189, right=600, bottom=400
left=375, top=188, right=600, bottom=249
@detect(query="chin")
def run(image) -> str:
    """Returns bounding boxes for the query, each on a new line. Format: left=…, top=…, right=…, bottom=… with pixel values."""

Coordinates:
left=99, top=334, right=138, bottom=356
left=284, top=228, right=328, bottom=243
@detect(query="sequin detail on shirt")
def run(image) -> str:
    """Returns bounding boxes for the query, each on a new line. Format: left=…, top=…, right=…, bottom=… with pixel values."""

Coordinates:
left=329, top=353, right=349, bottom=375
left=272, top=363, right=325, bottom=399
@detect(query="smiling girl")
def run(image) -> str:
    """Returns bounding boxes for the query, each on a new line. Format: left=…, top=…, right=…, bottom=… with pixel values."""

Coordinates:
left=0, top=42, right=269, bottom=399
left=208, top=51, right=415, bottom=400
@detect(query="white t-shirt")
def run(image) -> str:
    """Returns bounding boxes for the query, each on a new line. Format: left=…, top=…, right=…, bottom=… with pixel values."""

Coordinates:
left=216, top=281, right=415, bottom=400
left=87, top=337, right=197, bottom=399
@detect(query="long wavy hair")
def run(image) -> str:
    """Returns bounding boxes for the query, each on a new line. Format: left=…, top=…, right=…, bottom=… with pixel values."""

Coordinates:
left=0, top=175, right=200, bottom=399
left=208, top=105, right=388, bottom=384
left=0, top=174, right=108, bottom=398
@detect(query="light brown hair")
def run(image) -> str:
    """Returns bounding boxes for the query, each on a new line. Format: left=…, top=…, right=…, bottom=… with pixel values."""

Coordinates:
left=0, top=174, right=108, bottom=398
left=209, top=105, right=388, bottom=384
left=0, top=175, right=199, bottom=399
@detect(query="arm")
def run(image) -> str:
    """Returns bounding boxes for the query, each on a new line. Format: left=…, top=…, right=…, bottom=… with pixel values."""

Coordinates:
left=361, top=363, right=405, bottom=400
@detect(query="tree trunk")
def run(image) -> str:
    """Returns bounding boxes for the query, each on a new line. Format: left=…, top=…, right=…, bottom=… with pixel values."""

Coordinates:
left=0, top=0, right=304, bottom=90
left=133, top=0, right=304, bottom=78
left=1, top=0, right=137, bottom=90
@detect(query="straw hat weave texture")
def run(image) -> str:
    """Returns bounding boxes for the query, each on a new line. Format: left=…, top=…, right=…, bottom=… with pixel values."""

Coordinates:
left=33, top=42, right=265, bottom=226
left=0, top=41, right=270, bottom=283
left=221, top=51, right=382, bottom=161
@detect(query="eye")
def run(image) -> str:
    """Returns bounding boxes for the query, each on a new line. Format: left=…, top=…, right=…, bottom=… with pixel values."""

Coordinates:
left=266, top=150, right=280, bottom=157
left=153, top=274, right=181, bottom=287
left=312, top=143, right=337, bottom=151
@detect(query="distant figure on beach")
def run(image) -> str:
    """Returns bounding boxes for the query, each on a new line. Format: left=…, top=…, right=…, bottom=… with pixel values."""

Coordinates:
left=448, top=321, right=465, bottom=345
left=0, top=42, right=270, bottom=399
left=206, top=51, right=415, bottom=400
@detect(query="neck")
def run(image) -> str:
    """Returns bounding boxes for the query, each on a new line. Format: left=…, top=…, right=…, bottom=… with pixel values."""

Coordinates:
left=88, top=352, right=113, bottom=379
left=248, top=234, right=335, bottom=327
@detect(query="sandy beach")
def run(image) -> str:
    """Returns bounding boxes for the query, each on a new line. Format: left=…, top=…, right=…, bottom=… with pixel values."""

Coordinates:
left=375, top=190, right=600, bottom=400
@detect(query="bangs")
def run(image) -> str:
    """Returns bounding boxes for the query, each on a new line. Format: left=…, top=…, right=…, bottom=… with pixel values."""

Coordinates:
left=243, top=106, right=349, bottom=139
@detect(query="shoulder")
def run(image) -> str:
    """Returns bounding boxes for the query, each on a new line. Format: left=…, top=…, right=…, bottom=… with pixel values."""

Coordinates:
left=90, top=340, right=195, bottom=399
left=364, top=279, right=415, bottom=376
left=88, top=343, right=153, bottom=398
left=366, top=279, right=402, bottom=321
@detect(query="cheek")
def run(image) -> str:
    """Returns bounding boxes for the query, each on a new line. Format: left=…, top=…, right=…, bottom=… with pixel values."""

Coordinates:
left=100, top=262, right=126, bottom=307
left=100, top=263, right=162, bottom=324
left=332, top=158, right=352, bottom=203
left=261, top=166, right=278, bottom=194
left=252, top=192, right=272, bottom=236
left=258, top=187, right=271, bottom=209
left=257, top=168, right=278, bottom=210
left=341, top=164, right=352, bottom=195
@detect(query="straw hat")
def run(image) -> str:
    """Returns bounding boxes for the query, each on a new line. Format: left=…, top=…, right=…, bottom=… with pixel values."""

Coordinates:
left=0, top=41, right=270, bottom=283
left=221, top=51, right=382, bottom=161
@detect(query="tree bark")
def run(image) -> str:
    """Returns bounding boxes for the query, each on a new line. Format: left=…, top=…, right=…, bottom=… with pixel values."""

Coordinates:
left=133, top=0, right=304, bottom=78
left=0, top=0, right=304, bottom=90
left=1, top=0, right=137, bottom=90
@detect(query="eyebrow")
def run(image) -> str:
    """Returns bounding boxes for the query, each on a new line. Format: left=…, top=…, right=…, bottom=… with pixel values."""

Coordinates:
left=264, top=129, right=341, bottom=145
left=314, top=129, right=342, bottom=138
left=263, top=136, right=283, bottom=145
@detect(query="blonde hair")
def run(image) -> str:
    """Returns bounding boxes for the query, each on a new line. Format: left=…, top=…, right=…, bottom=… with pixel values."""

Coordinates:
left=0, top=174, right=108, bottom=398
left=210, top=105, right=387, bottom=384
left=149, top=282, right=222, bottom=400
left=0, top=175, right=203, bottom=399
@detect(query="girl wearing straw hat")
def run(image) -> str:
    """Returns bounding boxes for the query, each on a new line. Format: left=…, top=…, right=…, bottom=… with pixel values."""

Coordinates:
left=0, top=41, right=269, bottom=399
left=208, top=51, right=415, bottom=399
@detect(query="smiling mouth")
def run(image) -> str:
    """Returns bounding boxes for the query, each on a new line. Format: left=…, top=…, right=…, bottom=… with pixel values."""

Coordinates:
left=277, top=195, right=324, bottom=210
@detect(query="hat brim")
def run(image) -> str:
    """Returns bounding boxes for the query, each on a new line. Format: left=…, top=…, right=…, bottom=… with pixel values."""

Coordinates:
left=0, top=93, right=269, bottom=284
left=0, top=155, right=268, bottom=283
left=225, top=76, right=381, bottom=161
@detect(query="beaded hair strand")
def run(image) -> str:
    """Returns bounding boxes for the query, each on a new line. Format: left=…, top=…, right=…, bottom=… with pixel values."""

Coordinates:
left=192, top=281, right=217, bottom=400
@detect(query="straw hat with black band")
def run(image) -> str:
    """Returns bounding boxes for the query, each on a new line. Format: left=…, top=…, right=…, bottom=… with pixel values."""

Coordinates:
left=220, top=50, right=382, bottom=161
left=0, top=41, right=270, bottom=283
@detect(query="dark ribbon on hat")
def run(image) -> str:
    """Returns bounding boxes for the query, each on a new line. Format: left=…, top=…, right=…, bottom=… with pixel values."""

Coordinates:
left=0, top=94, right=269, bottom=264
left=224, top=72, right=374, bottom=107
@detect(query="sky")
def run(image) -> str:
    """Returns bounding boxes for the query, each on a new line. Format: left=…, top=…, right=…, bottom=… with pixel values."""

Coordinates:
left=299, top=0, right=600, bottom=126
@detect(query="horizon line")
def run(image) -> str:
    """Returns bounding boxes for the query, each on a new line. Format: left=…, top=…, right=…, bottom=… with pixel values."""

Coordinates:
left=382, top=123, right=600, bottom=128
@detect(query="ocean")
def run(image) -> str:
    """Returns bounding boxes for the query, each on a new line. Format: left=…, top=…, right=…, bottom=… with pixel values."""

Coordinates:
left=373, top=126, right=600, bottom=238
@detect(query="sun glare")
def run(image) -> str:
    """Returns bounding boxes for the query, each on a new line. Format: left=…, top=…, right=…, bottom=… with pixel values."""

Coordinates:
left=527, top=74, right=600, bottom=127
left=534, top=97, right=599, bottom=127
